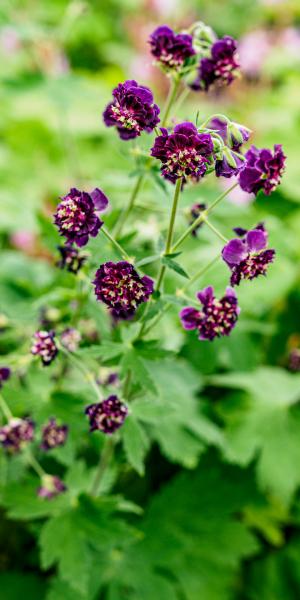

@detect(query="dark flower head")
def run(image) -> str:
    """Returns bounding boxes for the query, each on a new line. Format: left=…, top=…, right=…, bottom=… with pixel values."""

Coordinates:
left=93, top=261, right=154, bottom=319
left=149, top=25, right=195, bottom=72
left=85, top=395, right=128, bottom=434
left=38, top=475, right=67, bottom=500
left=103, top=80, right=160, bottom=140
left=31, top=330, right=58, bottom=366
left=57, top=244, right=87, bottom=274
left=289, top=349, right=300, bottom=372
left=151, top=122, right=214, bottom=183
left=222, top=224, right=275, bottom=286
left=54, top=187, right=108, bottom=247
left=0, top=367, right=10, bottom=388
left=0, top=417, right=35, bottom=453
left=41, top=418, right=68, bottom=451
left=239, top=144, right=286, bottom=196
left=180, top=285, right=239, bottom=341
left=187, top=203, right=207, bottom=237
left=61, top=328, right=81, bottom=352
left=191, top=36, right=240, bottom=91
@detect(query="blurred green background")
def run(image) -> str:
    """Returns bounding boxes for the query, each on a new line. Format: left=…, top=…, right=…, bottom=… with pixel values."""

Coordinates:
left=1, top=1, right=300, bottom=599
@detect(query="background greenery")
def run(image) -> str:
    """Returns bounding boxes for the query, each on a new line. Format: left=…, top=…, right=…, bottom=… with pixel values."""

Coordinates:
left=0, top=0, right=300, bottom=598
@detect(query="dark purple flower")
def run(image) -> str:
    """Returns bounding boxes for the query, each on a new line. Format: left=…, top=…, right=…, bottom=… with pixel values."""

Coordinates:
left=215, top=150, right=246, bottom=178
left=57, top=245, right=87, bottom=274
left=289, top=349, right=300, bottom=372
left=61, top=328, right=81, bottom=352
left=31, top=330, right=58, bottom=366
left=0, top=367, right=10, bottom=388
left=187, top=203, right=207, bottom=237
left=41, top=418, right=68, bottom=451
left=85, top=395, right=128, bottom=434
left=191, top=36, right=240, bottom=91
left=222, top=224, right=275, bottom=286
left=149, top=25, right=195, bottom=71
left=93, top=261, right=154, bottom=319
left=0, top=417, right=35, bottom=453
left=180, top=285, right=239, bottom=341
left=54, top=187, right=108, bottom=247
left=239, top=144, right=286, bottom=196
left=103, top=80, right=160, bottom=140
left=38, top=475, right=67, bottom=499
left=151, top=122, right=214, bottom=183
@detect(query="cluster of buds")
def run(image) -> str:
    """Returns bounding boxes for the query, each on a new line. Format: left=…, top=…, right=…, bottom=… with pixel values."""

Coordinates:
left=0, top=417, right=35, bottom=453
left=31, top=330, right=58, bottom=366
left=85, top=396, right=128, bottom=434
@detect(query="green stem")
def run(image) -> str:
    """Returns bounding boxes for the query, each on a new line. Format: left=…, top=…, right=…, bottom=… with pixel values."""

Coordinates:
left=161, top=77, right=180, bottom=127
left=141, top=254, right=221, bottom=337
left=202, top=217, right=229, bottom=243
left=172, top=182, right=238, bottom=252
left=156, top=177, right=182, bottom=292
left=122, top=369, right=132, bottom=399
left=114, top=174, right=145, bottom=239
left=173, top=86, right=191, bottom=115
left=101, top=227, right=131, bottom=262
left=26, top=451, right=46, bottom=478
left=90, top=436, right=115, bottom=496
left=0, top=394, right=12, bottom=421
left=59, top=344, right=102, bottom=401
left=181, top=254, right=221, bottom=292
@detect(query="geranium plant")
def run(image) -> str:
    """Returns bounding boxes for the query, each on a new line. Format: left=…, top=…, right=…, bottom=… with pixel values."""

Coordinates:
left=0, top=20, right=287, bottom=599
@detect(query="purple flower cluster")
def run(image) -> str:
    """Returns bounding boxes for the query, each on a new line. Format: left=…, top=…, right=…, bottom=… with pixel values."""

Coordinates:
left=85, top=395, right=128, bottom=434
left=149, top=25, right=195, bottom=71
left=289, top=349, right=300, bottom=372
left=0, top=367, right=10, bottom=388
left=41, top=418, right=68, bottom=451
left=222, top=224, right=275, bottom=286
left=103, top=80, right=160, bottom=140
left=239, top=145, right=286, bottom=196
left=57, top=245, right=87, bottom=274
left=38, top=475, right=67, bottom=500
left=192, top=36, right=240, bottom=92
left=151, top=123, right=214, bottom=183
left=0, top=417, right=35, bottom=453
left=180, top=286, right=240, bottom=341
left=54, top=187, right=108, bottom=247
left=93, top=261, right=154, bottom=319
left=31, top=330, right=58, bottom=366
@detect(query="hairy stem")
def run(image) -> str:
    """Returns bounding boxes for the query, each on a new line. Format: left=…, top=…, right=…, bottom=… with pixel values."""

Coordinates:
left=114, top=173, right=145, bottom=239
left=101, top=226, right=131, bottom=262
left=0, top=393, right=13, bottom=421
left=156, top=177, right=182, bottom=293
left=172, top=182, right=238, bottom=251
left=90, top=436, right=115, bottom=496
left=202, top=217, right=229, bottom=243
left=59, top=344, right=102, bottom=401
left=161, top=77, right=180, bottom=127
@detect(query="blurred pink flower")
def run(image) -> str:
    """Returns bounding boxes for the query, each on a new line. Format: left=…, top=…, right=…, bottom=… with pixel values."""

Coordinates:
left=147, top=0, right=179, bottom=17
left=238, top=30, right=271, bottom=78
left=280, top=28, right=300, bottom=58
left=10, top=231, right=36, bottom=252
left=221, top=176, right=255, bottom=205
left=0, top=26, right=21, bottom=54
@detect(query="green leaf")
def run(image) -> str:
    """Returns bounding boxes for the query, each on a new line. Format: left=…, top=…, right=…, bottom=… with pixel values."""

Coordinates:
left=121, top=415, right=149, bottom=475
left=122, top=350, right=158, bottom=396
left=40, top=512, right=92, bottom=595
left=135, top=255, right=160, bottom=268
left=210, top=368, right=300, bottom=503
left=161, top=256, right=189, bottom=279
left=77, top=342, right=124, bottom=361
